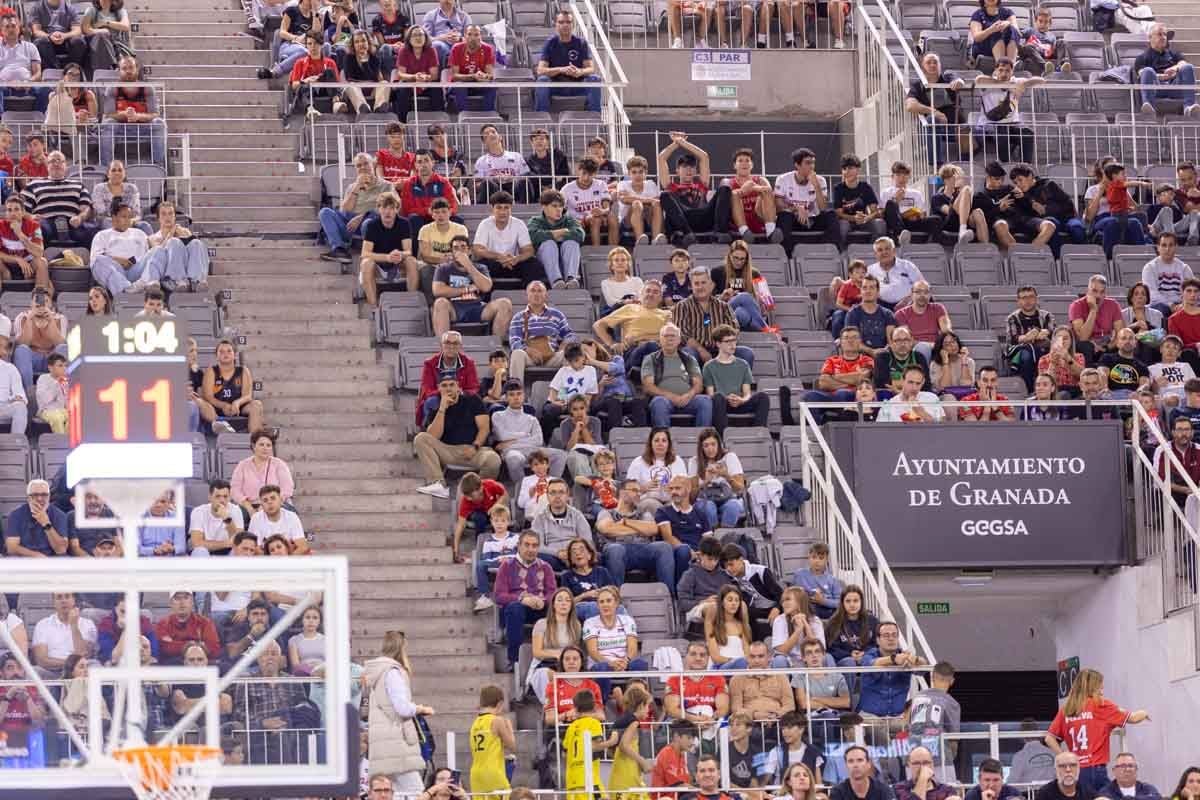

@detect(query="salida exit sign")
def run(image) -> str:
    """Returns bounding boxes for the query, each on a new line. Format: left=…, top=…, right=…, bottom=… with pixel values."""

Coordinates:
left=916, top=601, right=951, bottom=615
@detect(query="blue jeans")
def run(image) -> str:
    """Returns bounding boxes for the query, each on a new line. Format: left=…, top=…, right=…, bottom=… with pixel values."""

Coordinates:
left=714, top=657, right=748, bottom=670
left=91, top=250, right=169, bottom=295
left=156, top=238, right=211, bottom=283
left=1093, top=212, right=1147, bottom=257
left=189, top=400, right=201, bottom=432
left=804, top=388, right=856, bottom=425
left=536, top=238, right=580, bottom=284
left=649, top=394, right=712, bottom=427
left=534, top=74, right=602, bottom=112
left=451, top=85, right=497, bottom=113
left=13, top=344, right=68, bottom=390
left=589, top=657, right=649, bottom=701
left=431, top=39, right=452, bottom=65
left=729, top=293, right=767, bottom=331
left=1079, top=766, right=1109, bottom=794
left=700, top=496, right=746, bottom=528
left=273, top=40, right=308, bottom=76
left=100, top=118, right=167, bottom=166
left=501, top=602, right=540, bottom=664
left=602, top=540, right=692, bottom=591
left=319, top=208, right=358, bottom=251
left=475, top=556, right=502, bottom=594
left=1011, top=346, right=1040, bottom=393
left=1139, top=63, right=1197, bottom=109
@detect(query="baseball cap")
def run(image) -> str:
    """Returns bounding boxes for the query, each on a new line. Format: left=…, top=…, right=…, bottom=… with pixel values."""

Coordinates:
left=170, top=589, right=193, bottom=598
left=1164, top=334, right=1185, bottom=348
left=437, top=369, right=459, bottom=384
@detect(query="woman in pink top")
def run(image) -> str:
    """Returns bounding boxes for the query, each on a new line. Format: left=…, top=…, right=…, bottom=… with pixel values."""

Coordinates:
left=230, top=430, right=295, bottom=517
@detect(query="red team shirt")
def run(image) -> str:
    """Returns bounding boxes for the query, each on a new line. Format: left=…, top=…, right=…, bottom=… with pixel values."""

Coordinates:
left=457, top=479, right=506, bottom=520
left=1047, top=697, right=1130, bottom=767
left=543, top=678, right=603, bottom=719
left=725, top=176, right=767, bottom=233
left=376, top=149, right=416, bottom=183
left=448, top=41, right=494, bottom=78
left=665, top=674, right=726, bottom=711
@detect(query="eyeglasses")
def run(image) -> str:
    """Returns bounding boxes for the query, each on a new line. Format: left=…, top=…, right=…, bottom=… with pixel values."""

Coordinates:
left=1114, top=765, right=1137, bottom=770
left=28, top=492, right=49, bottom=498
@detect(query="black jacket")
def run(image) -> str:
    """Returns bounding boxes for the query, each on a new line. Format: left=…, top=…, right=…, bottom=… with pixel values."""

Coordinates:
left=1017, top=178, right=1077, bottom=222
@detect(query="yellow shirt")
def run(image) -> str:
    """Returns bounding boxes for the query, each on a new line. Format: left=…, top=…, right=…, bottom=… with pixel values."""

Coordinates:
left=418, top=221, right=469, bottom=262
left=602, top=304, right=672, bottom=345
left=563, top=716, right=605, bottom=793
left=469, top=712, right=510, bottom=795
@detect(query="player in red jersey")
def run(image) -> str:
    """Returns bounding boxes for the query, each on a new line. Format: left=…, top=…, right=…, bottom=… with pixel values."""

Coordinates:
left=1045, top=668, right=1150, bottom=793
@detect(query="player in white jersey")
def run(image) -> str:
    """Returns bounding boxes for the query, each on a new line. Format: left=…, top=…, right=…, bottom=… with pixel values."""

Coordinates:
left=474, top=123, right=532, bottom=203
left=774, top=146, right=835, bottom=248
left=562, top=157, right=617, bottom=246
left=615, top=155, right=664, bottom=245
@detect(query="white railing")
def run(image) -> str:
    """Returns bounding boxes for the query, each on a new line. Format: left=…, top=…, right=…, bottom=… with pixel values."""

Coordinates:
left=596, top=0, right=851, bottom=49
left=855, top=0, right=923, bottom=183
left=796, top=404, right=938, bottom=665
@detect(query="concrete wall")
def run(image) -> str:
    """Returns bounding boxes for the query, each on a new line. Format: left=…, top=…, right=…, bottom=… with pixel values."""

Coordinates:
left=614, top=48, right=858, bottom=117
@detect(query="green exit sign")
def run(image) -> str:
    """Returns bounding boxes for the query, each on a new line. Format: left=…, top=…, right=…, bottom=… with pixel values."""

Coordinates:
left=917, top=602, right=951, bottom=615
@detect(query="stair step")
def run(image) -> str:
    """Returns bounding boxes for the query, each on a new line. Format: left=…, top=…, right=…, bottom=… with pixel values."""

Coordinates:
left=257, top=379, right=384, bottom=398
left=352, top=563, right=470, bottom=583
left=186, top=132, right=302, bottom=148
left=136, top=11, right=248, bottom=23
left=242, top=332, right=371, bottom=350
left=295, top=478, right=425, bottom=496
left=194, top=176, right=311, bottom=192
left=135, top=34, right=260, bottom=50
left=224, top=304, right=361, bottom=322
left=211, top=273, right=348, bottom=290
left=284, top=442, right=408, bottom=461
left=212, top=257, right=335, bottom=275
left=234, top=319, right=372, bottom=337
left=306, top=510, right=440, bottom=532
left=142, top=49, right=268, bottom=66
left=351, top=615, right=484, bottom=639
left=288, top=459, right=407, bottom=479
left=241, top=352, right=379, bottom=371
left=191, top=147, right=299, bottom=163
left=200, top=220, right=322, bottom=235
left=350, top=597, right=476, bottom=618
left=350, top=581, right=466, bottom=600
left=137, top=19, right=249, bottom=31
left=191, top=156, right=301, bottom=172
left=339, top=547, right=458, bottom=566
left=351, top=632, right=486, bottom=655
left=319, top=528, right=448, bottom=549
left=173, top=120, right=290, bottom=136
left=194, top=192, right=312, bottom=207
left=192, top=204, right=323, bottom=223
left=257, top=365, right=390, bottom=386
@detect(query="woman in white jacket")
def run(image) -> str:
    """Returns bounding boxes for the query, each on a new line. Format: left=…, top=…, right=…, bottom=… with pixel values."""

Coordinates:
left=363, top=631, right=435, bottom=798
left=89, top=200, right=167, bottom=294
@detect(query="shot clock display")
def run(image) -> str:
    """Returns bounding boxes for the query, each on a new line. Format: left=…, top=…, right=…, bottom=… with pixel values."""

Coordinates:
left=65, top=314, right=193, bottom=486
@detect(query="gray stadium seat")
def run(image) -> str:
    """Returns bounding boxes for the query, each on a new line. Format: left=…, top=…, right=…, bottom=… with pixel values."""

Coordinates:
left=1008, top=244, right=1057, bottom=286
left=897, top=0, right=940, bottom=31
left=36, top=433, right=69, bottom=479
left=739, top=332, right=784, bottom=379
left=790, top=336, right=833, bottom=383
left=720, top=427, right=774, bottom=481
left=794, top=244, right=843, bottom=287
left=770, top=289, right=816, bottom=332
left=1116, top=113, right=1167, bottom=167
left=608, top=427, right=651, bottom=472
left=215, top=432, right=252, bottom=480
left=1061, top=32, right=1106, bottom=77
left=1060, top=244, right=1108, bottom=287
left=981, top=294, right=1017, bottom=332
left=620, top=582, right=676, bottom=637
left=377, top=294, right=432, bottom=346
left=1064, top=112, right=1116, bottom=167
left=1113, top=245, right=1155, bottom=288
left=936, top=293, right=977, bottom=329
left=955, top=243, right=1004, bottom=286
left=900, top=244, right=950, bottom=285
left=1109, top=32, right=1146, bottom=68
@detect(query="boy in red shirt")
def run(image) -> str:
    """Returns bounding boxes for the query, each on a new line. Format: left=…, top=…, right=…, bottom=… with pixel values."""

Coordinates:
left=288, top=32, right=340, bottom=115
left=722, top=147, right=779, bottom=242
left=651, top=723, right=696, bottom=800
left=451, top=471, right=508, bottom=562
left=0, top=195, right=47, bottom=287
left=830, top=259, right=867, bottom=337
left=15, top=133, right=46, bottom=188
left=375, top=122, right=415, bottom=185
left=1169, top=278, right=1200, bottom=359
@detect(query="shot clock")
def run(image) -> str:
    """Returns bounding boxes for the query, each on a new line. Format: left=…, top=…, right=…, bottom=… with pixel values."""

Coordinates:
left=65, top=314, right=192, bottom=486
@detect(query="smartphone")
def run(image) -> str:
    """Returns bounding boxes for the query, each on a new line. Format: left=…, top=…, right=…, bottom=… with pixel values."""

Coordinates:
left=33, top=289, right=47, bottom=307
left=448, top=770, right=462, bottom=785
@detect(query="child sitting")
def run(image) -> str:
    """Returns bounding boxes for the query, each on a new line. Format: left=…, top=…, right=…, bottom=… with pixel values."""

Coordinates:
left=559, top=395, right=603, bottom=479
left=1019, top=6, right=1067, bottom=76
left=829, top=259, right=867, bottom=338
left=574, top=448, right=619, bottom=519
left=661, top=248, right=693, bottom=307
left=517, top=450, right=553, bottom=520
left=473, top=504, right=520, bottom=613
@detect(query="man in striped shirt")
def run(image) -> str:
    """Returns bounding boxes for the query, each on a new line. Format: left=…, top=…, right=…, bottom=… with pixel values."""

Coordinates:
left=20, top=150, right=96, bottom=247
left=668, top=266, right=754, bottom=374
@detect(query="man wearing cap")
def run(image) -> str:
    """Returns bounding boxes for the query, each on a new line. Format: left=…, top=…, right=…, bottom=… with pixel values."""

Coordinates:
left=4, top=478, right=68, bottom=557
left=414, top=371, right=500, bottom=499
left=154, top=589, right=221, bottom=665
left=31, top=592, right=96, bottom=676
left=491, top=379, right=567, bottom=479
left=416, top=330, right=480, bottom=428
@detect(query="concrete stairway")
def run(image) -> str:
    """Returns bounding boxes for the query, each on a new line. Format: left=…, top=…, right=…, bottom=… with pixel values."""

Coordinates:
left=1154, top=0, right=1200, bottom=64
left=130, top=0, right=501, bottom=746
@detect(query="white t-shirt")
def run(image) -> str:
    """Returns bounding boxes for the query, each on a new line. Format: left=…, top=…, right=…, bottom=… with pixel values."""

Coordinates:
left=879, top=184, right=928, bottom=215
left=474, top=150, right=529, bottom=178
left=868, top=258, right=925, bottom=306
left=773, top=171, right=829, bottom=214
left=3, top=612, right=23, bottom=644
left=248, top=508, right=305, bottom=545
left=473, top=216, right=531, bottom=257
left=770, top=613, right=826, bottom=664
left=1150, top=360, right=1196, bottom=401
left=549, top=364, right=598, bottom=400
left=90, top=226, right=150, bottom=263
left=562, top=179, right=610, bottom=217
left=189, top=504, right=245, bottom=543
left=615, top=178, right=660, bottom=221
left=210, top=590, right=252, bottom=615
left=31, top=613, right=98, bottom=660
left=582, top=613, right=638, bottom=665
left=601, top=275, right=644, bottom=307
left=877, top=392, right=946, bottom=422
left=626, top=456, right=688, bottom=488
left=686, top=452, right=744, bottom=479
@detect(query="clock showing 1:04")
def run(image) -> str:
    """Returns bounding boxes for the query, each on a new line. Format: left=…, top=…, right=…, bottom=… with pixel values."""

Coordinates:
left=100, top=319, right=181, bottom=355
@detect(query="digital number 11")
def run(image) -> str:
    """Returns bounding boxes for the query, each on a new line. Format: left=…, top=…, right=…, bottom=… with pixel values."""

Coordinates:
left=96, top=378, right=172, bottom=441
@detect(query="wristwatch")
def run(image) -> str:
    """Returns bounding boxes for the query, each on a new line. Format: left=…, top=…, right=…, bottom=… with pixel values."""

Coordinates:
left=41, top=522, right=52, bottom=531
left=223, top=516, right=233, bottom=524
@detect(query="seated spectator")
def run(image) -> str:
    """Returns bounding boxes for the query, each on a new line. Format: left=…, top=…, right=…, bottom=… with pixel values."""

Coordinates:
left=0, top=336, right=27, bottom=437
left=10, top=290, right=66, bottom=393
left=531, top=478, right=592, bottom=571
left=905, top=54, right=966, bottom=167
left=1098, top=328, right=1150, bottom=398
left=374, top=122, right=415, bottom=187
left=673, top=266, right=756, bottom=369
left=958, top=366, right=1016, bottom=421
left=1, top=603, right=28, bottom=659
left=599, top=246, right=643, bottom=316
left=803, top=326, right=874, bottom=425
left=472, top=191, right=544, bottom=287
left=583, top=585, right=647, bottom=701
left=723, top=543, right=783, bottom=640
left=1039, top=326, right=1086, bottom=398
left=895, top=281, right=950, bottom=361
left=420, top=0, right=469, bottom=64
left=641, top=323, right=712, bottom=428
left=867, top=237, right=923, bottom=313
left=615, top=155, right=665, bottom=246
left=402, top=151, right=460, bottom=240
left=833, top=155, right=887, bottom=249
left=535, top=11, right=601, bottom=113
left=825, top=585, right=878, bottom=668
left=472, top=504, right=520, bottom=613
left=5, top=479, right=67, bottom=557
left=1100, top=754, right=1162, bottom=800
left=713, top=240, right=770, bottom=332
left=445, top=23, right=495, bottom=113
left=188, top=479, right=243, bottom=556
left=473, top=124, right=531, bottom=204
left=845, top=276, right=897, bottom=358
left=419, top=375, right=501, bottom=503
left=508, top=280, right=577, bottom=383
left=256, top=0, right=314, bottom=78
left=731, top=640, right=795, bottom=723
left=1025, top=372, right=1066, bottom=420
left=664, top=640, right=728, bottom=730
left=1153, top=415, right=1200, bottom=507
left=529, top=188, right=585, bottom=289
left=22, top=149, right=96, bottom=247
left=357, top=193, right=417, bottom=307
left=202, top=339, right=265, bottom=435
left=761, top=710, right=823, bottom=785
left=626, top=426, right=687, bottom=510
left=966, top=758, right=1025, bottom=800
left=417, top=331, right=478, bottom=427
left=977, top=64, right=1042, bottom=164
left=1084, top=157, right=1149, bottom=258
left=597, top=478, right=690, bottom=592
left=1135, top=24, right=1198, bottom=117
left=791, top=541, right=842, bottom=621
left=154, top=590, right=220, bottom=665
left=1070, top=275, right=1126, bottom=364
left=542, top=642, right=600, bottom=724
left=704, top=584, right=752, bottom=670
left=542, top=340, right=598, bottom=438
left=723, top=148, right=779, bottom=243
left=1149, top=183, right=1191, bottom=244
left=560, top=538, right=616, bottom=620
left=659, top=133, right=727, bottom=248
left=1075, top=366, right=1123, bottom=420
left=529, top=591, right=584, bottom=706
left=1006, top=286, right=1055, bottom=392
left=678, top=536, right=729, bottom=622
left=96, top=596, right=157, bottom=665
left=30, top=0, right=86, bottom=72
left=878, top=161, right=941, bottom=248
left=652, top=723, right=697, bottom=798
left=874, top=326, right=930, bottom=397
left=877, top=365, right=944, bottom=422
left=318, top=153, right=391, bottom=264
left=558, top=394, right=603, bottom=477
left=431, top=234, right=512, bottom=338
left=893, top=747, right=958, bottom=800
left=1009, top=163, right=1084, bottom=252
left=1152, top=335, right=1195, bottom=406
left=1168, top=278, right=1200, bottom=371
left=230, top=430, right=295, bottom=519
left=688, top=426, right=746, bottom=528
left=0, top=195, right=48, bottom=291
left=562, top=158, right=615, bottom=248
left=417, top=196, right=468, bottom=282
left=31, top=592, right=96, bottom=676
left=221, top=596, right=273, bottom=669
left=930, top=163, right=988, bottom=245
left=0, top=652, right=49, bottom=757
left=970, top=0, right=1019, bottom=63
left=1143, top=232, right=1193, bottom=318
left=286, top=606, right=326, bottom=677
left=1018, top=6, right=1067, bottom=75
left=148, top=200, right=210, bottom=292
left=859, top=620, right=928, bottom=717
left=337, top=30, right=388, bottom=116
left=90, top=160, right=148, bottom=232
left=492, top=532, right=556, bottom=679
left=1035, top=753, right=1099, bottom=800
left=139, top=491, right=185, bottom=556
left=775, top=147, right=833, bottom=250
left=525, top=128, right=570, bottom=197
left=594, top=279, right=671, bottom=373
left=390, top=28, right=445, bottom=120
left=494, top=381, right=567, bottom=480
left=0, top=11, right=48, bottom=114
left=248, top=485, right=308, bottom=553
left=100, top=55, right=165, bottom=166
left=236, top=640, right=308, bottom=764
left=700, top=325, right=767, bottom=430
left=793, top=637, right=850, bottom=713
left=726, top=715, right=765, bottom=795
left=574, top=446, right=618, bottom=515
left=931, top=331, right=976, bottom=400
left=90, top=200, right=162, bottom=295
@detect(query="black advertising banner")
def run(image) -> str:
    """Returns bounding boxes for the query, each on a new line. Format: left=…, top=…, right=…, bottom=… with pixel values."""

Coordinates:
left=843, top=421, right=1128, bottom=568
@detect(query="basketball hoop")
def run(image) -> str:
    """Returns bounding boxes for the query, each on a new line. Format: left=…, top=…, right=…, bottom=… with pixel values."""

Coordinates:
left=112, top=744, right=222, bottom=800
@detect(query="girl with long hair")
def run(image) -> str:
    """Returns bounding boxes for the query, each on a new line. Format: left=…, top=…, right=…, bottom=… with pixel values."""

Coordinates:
left=713, top=240, right=769, bottom=331
left=771, top=586, right=825, bottom=668
left=1045, top=668, right=1150, bottom=792
left=823, top=584, right=879, bottom=667
left=364, top=630, right=436, bottom=796
left=527, top=588, right=582, bottom=704
left=689, top=427, right=746, bottom=528
left=704, top=584, right=752, bottom=670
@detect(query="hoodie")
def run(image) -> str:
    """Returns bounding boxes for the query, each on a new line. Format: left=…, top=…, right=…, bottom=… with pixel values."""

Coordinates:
left=677, top=563, right=729, bottom=614
left=528, top=211, right=585, bottom=247
left=1016, top=178, right=1078, bottom=222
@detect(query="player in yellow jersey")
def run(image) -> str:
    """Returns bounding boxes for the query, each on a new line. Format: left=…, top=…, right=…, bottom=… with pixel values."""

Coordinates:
left=563, top=689, right=618, bottom=800
left=469, top=685, right=516, bottom=798
left=607, top=684, right=654, bottom=800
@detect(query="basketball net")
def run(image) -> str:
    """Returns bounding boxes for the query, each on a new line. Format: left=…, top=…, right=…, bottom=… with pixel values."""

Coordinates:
left=111, top=744, right=222, bottom=800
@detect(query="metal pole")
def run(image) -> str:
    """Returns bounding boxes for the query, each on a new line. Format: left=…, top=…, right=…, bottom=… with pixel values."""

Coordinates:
left=120, top=509, right=143, bottom=747
left=718, top=722, right=731, bottom=789
left=583, top=725, right=595, bottom=798
left=447, top=730, right=457, bottom=770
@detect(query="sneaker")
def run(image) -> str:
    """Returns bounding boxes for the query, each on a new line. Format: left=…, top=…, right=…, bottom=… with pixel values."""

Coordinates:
left=159, top=277, right=178, bottom=293
left=256, top=67, right=272, bottom=79
left=1042, top=60, right=1054, bottom=77
left=357, top=102, right=371, bottom=116
left=416, top=480, right=450, bottom=499
left=320, top=248, right=343, bottom=262
left=564, top=277, right=581, bottom=289
left=740, top=229, right=755, bottom=243
left=124, top=279, right=147, bottom=293
left=635, top=233, right=649, bottom=245
left=551, top=278, right=566, bottom=289
left=957, top=228, right=975, bottom=246
left=652, top=233, right=668, bottom=245
left=834, top=38, right=845, bottom=49
left=194, top=280, right=209, bottom=293
left=898, top=229, right=912, bottom=248
left=212, top=420, right=236, bottom=434
left=671, top=37, right=683, bottom=49
left=768, top=228, right=783, bottom=244
left=473, top=595, right=495, bottom=613
left=1187, top=104, right=1200, bottom=119
left=1141, top=102, right=1157, bottom=116
left=697, top=39, right=709, bottom=49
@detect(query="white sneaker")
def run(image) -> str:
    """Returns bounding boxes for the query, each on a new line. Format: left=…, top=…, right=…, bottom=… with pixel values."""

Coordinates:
left=1141, top=101, right=1157, bottom=116
left=416, top=481, right=450, bottom=499
left=635, top=233, right=649, bottom=246
left=652, top=233, right=668, bottom=245
left=564, top=277, right=581, bottom=289
left=697, top=39, right=709, bottom=49
left=212, top=420, right=236, bottom=434
left=897, top=229, right=912, bottom=248
left=1187, top=104, right=1200, bottom=118
left=957, top=228, right=975, bottom=245
left=671, top=37, right=683, bottom=49
left=473, top=595, right=495, bottom=613
left=834, top=38, right=846, bottom=49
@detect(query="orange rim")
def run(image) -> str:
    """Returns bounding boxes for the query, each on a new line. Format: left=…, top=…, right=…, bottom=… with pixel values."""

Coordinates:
left=113, top=745, right=222, bottom=792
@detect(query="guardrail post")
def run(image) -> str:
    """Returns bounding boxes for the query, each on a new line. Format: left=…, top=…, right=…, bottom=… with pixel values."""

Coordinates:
left=583, top=728, right=594, bottom=798
left=446, top=731, right=456, bottom=770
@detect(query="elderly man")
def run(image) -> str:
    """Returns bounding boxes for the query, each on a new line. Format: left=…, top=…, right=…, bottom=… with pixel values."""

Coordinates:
left=593, top=280, right=672, bottom=370
left=414, top=371, right=500, bottom=500
left=534, top=11, right=601, bottom=113
left=0, top=10, right=49, bottom=113
left=868, top=237, right=925, bottom=310
left=5, top=478, right=67, bottom=557
left=31, top=592, right=96, bottom=676
left=531, top=477, right=592, bottom=570
left=729, top=641, right=795, bottom=721
left=494, top=530, right=557, bottom=672
left=153, top=590, right=221, bottom=665
left=873, top=326, right=930, bottom=397
left=421, top=0, right=471, bottom=65
left=416, top=330, right=480, bottom=427
left=318, top=153, right=393, bottom=264
left=905, top=52, right=966, bottom=165
left=507, top=280, right=576, bottom=383
left=1035, top=753, right=1098, bottom=800
left=21, top=150, right=95, bottom=246
left=1069, top=274, right=1125, bottom=364
left=671, top=266, right=755, bottom=368
left=238, top=639, right=308, bottom=764
left=895, top=280, right=950, bottom=361
left=1135, top=24, right=1198, bottom=117
left=893, top=747, right=962, bottom=800
left=1100, top=754, right=1162, bottom=800
left=878, top=365, right=945, bottom=423
left=640, top=323, right=712, bottom=428
left=597, top=479, right=692, bottom=593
